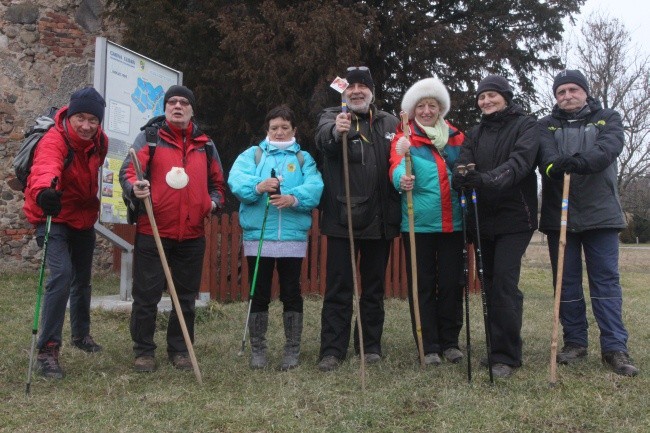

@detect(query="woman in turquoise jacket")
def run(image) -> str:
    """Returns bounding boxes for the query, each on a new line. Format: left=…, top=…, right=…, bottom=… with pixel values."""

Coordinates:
left=228, top=105, right=323, bottom=371
left=389, top=77, right=466, bottom=366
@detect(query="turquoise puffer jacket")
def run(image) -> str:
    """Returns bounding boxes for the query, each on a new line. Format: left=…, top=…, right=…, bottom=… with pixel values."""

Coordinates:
left=228, top=139, right=323, bottom=242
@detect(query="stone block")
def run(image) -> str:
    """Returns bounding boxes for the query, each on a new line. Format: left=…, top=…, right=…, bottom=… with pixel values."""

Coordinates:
left=6, top=3, right=39, bottom=25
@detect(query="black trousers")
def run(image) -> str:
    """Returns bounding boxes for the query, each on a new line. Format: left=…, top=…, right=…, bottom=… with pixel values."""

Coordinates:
left=479, top=231, right=533, bottom=367
left=130, top=233, right=205, bottom=357
left=403, top=232, right=464, bottom=355
left=319, top=236, right=391, bottom=359
left=247, top=256, right=304, bottom=313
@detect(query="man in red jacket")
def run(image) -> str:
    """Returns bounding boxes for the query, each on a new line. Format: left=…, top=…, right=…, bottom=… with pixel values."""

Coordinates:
left=119, top=85, right=225, bottom=373
left=23, top=87, right=108, bottom=379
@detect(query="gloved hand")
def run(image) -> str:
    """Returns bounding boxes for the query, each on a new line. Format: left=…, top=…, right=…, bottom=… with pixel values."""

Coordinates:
left=37, top=188, right=63, bottom=216
left=555, top=155, right=587, bottom=174
left=395, top=137, right=411, bottom=156
left=463, top=170, right=484, bottom=189
left=452, top=169, right=466, bottom=190
left=546, top=162, right=564, bottom=180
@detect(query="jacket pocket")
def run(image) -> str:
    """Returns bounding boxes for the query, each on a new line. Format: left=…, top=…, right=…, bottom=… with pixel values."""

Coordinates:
left=337, top=195, right=372, bottom=230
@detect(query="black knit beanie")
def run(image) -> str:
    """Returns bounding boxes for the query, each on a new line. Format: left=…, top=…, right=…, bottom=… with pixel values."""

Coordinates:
left=164, top=85, right=196, bottom=110
left=68, top=87, right=106, bottom=123
left=345, top=67, right=374, bottom=93
left=553, top=69, right=589, bottom=95
left=476, top=75, right=513, bottom=105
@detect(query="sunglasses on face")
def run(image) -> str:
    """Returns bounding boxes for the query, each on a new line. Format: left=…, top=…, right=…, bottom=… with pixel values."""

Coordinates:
left=166, top=98, right=190, bottom=107
left=347, top=66, right=369, bottom=72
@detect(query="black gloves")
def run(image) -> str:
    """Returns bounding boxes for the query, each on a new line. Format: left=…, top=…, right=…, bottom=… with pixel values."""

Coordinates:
left=463, top=170, right=484, bottom=189
left=452, top=170, right=466, bottom=190
left=37, top=188, right=63, bottom=216
left=546, top=162, right=564, bottom=180
left=558, top=155, right=588, bottom=174
left=547, top=155, right=588, bottom=180
left=453, top=168, right=484, bottom=189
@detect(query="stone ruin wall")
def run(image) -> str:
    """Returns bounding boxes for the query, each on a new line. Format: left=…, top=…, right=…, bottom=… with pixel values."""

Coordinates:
left=0, top=0, right=121, bottom=273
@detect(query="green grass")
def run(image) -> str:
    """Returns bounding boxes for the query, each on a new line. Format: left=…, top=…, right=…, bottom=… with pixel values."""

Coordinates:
left=1, top=257, right=648, bottom=433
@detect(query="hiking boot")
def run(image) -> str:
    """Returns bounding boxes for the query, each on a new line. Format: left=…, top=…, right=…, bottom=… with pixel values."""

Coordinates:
left=280, top=311, right=303, bottom=371
left=364, top=353, right=381, bottom=364
left=443, top=347, right=464, bottom=364
left=557, top=343, right=587, bottom=365
left=36, top=342, right=64, bottom=379
left=170, top=353, right=192, bottom=371
left=602, top=351, right=639, bottom=377
left=134, top=355, right=156, bottom=373
left=249, top=312, right=269, bottom=369
left=424, top=353, right=442, bottom=366
left=318, top=355, right=341, bottom=372
left=491, top=363, right=515, bottom=378
left=71, top=335, right=103, bottom=353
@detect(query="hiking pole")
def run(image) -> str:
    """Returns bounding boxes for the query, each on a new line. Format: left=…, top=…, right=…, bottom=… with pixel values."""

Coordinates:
left=457, top=165, right=471, bottom=382
left=341, top=98, right=366, bottom=389
left=237, top=169, right=274, bottom=356
left=129, top=148, right=203, bottom=385
left=550, top=173, right=571, bottom=386
left=26, top=177, right=57, bottom=396
left=467, top=163, right=493, bottom=384
left=400, top=112, right=425, bottom=368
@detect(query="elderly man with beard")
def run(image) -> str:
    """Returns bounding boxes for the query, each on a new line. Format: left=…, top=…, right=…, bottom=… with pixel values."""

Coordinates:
left=315, top=67, right=401, bottom=372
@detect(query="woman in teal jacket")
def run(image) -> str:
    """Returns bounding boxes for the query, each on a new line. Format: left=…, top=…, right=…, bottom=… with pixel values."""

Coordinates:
left=389, top=77, right=465, bottom=366
left=228, top=105, right=323, bottom=371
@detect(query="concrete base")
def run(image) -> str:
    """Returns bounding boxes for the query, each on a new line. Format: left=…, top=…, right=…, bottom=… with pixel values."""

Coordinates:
left=90, top=295, right=209, bottom=313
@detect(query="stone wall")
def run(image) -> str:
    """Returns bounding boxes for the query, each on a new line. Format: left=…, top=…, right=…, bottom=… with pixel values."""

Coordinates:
left=0, top=0, right=120, bottom=273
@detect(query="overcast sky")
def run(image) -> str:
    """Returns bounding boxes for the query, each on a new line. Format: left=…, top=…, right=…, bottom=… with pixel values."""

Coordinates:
left=571, top=0, right=649, bottom=53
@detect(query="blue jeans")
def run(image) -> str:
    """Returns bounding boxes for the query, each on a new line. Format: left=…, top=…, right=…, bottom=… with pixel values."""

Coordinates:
left=547, top=229, right=629, bottom=353
left=36, top=223, right=96, bottom=349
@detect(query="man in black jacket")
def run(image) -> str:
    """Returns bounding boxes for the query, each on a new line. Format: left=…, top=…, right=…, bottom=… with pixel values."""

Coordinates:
left=539, top=69, right=638, bottom=377
left=315, top=67, right=401, bottom=371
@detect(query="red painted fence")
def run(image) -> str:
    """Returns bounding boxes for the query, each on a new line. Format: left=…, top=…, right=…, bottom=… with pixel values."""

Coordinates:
left=113, top=209, right=479, bottom=302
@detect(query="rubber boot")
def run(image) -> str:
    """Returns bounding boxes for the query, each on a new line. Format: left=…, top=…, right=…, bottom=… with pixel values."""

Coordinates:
left=249, top=311, right=269, bottom=369
left=280, top=311, right=303, bottom=371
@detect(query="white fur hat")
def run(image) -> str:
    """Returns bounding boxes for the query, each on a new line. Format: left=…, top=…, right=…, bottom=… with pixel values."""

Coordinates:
left=401, top=77, right=450, bottom=119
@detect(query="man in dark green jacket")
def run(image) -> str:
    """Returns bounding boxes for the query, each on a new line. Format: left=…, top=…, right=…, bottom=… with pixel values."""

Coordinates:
left=539, top=69, right=638, bottom=377
left=315, top=66, right=401, bottom=371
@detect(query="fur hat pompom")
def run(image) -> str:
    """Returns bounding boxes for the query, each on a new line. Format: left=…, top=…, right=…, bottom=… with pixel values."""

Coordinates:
left=401, top=77, right=450, bottom=120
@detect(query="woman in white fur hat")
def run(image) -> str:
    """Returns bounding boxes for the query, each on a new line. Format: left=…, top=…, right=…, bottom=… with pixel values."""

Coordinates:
left=389, top=77, right=466, bottom=366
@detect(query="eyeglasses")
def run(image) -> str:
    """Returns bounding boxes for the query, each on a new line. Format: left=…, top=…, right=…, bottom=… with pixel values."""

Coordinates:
left=347, top=66, right=369, bottom=72
left=166, top=98, right=190, bottom=107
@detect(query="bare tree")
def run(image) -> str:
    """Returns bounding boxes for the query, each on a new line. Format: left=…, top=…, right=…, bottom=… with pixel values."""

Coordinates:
left=575, top=14, right=650, bottom=197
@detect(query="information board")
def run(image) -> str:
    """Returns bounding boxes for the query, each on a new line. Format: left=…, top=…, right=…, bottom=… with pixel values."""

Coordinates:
left=94, top=37, right=182, bottom=223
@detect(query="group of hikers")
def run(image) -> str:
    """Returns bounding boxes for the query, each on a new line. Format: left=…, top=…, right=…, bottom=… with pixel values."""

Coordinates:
left=22, top=65, right=638, bottom=381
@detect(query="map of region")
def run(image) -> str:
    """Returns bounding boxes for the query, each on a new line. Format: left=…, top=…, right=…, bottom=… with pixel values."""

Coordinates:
left=131, top=78, right=164, bottom=116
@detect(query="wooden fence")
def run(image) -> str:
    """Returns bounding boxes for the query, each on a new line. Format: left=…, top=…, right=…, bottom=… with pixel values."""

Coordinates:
left=113, top=209, right=479, bottom=302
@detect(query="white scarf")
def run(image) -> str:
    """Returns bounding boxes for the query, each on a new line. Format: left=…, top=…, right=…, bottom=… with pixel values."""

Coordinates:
left=266, top=137, right=296, bottom=150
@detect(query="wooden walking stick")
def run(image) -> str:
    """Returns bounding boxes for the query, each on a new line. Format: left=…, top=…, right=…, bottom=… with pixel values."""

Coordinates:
left=129, top=148, right=203, bottom=385
left=341, top=99, right=366, bottom=389
left=550, top=173, right=571, bottom=386
left=400, top=112, right=425, bottom=368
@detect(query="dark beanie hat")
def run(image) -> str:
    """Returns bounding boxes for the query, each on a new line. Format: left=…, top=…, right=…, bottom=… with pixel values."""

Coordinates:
left=476, top=75, right=513, bottom=105
left=345, top=67, right=374, bottom=93
left=68, top=87, right=106, bottom=123
left=164, top=85, right=196, bottom=109
left=553, top=69, right=589, bottom=95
